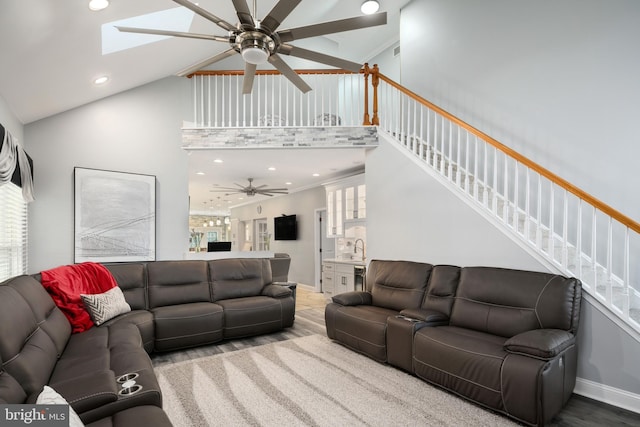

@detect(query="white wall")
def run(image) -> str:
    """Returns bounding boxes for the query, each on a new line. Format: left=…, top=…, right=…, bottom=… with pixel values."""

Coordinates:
left=24, top=77, right=191, bottom=272
left=231, top=186, right=326, bottom=286
left=0, top=94, right=23, bottom=143
left=401, top=0, right=640, bottom=223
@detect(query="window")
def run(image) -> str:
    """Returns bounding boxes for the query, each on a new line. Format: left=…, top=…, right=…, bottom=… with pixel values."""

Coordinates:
left=0, top=182, right=28, bottom=281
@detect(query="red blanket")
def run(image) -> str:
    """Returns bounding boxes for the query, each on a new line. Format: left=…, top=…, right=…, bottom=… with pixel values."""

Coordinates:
left=40, top=262, right=118, bottom=333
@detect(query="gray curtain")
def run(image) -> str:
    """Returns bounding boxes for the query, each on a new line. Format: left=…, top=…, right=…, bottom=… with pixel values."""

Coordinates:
left=0, top=123, right=34, bottom=202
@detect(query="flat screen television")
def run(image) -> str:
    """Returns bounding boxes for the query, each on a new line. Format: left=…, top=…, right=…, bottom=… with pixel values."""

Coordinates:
left=274, top=214, right=297, bottom=240
left=208, top=241, right=232, bottom=252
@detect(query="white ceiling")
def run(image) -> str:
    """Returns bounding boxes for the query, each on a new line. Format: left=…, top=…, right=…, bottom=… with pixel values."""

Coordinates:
left=0, top=0, right=408, bottom=213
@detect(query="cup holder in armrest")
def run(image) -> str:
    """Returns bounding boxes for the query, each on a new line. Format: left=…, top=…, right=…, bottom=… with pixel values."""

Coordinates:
left=116, top=373, right=139, bottom=383
left=118, top=384, right=143, bottom=397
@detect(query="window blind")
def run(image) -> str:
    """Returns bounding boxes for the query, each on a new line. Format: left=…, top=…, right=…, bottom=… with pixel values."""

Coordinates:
left=0, top=182, right=28, bottom=281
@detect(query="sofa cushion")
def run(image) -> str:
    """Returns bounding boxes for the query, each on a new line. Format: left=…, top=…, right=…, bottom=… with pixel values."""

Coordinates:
left=0, top=277, right=66, bottom=397
left=151, top=302, right=223, bottom=351
left=450, top=267, right=581, bottom=337
left=421, top=265, right=460, bottom=316
left=413, top=326, right=508, bottom=411
left=101, top=310, right=154, bottom=353
left=217, top=296, right=294, bottom=339
left=147, top=261, right=210, bottom=308
left=81, top=286, right=132, bottom=326
left=0, top=364, right=27, bottom=404
left=325, top=303, right=397, bottom=363
left=209, top=258, right=272, bottom=301
left=367, top=260, right=432, bottom=311
left=103, top=263, right=148, bottom=310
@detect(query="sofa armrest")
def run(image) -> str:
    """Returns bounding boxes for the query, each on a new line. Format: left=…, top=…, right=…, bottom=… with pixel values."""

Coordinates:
left=262, top=284, right=293, bottom=298
left=331, top=291, right=372, bottom=306
left=504, top=329, right=575, bottom=359
left=398, top=308, right=448, bottom=324
left=49, top=370, right=118, bottom=414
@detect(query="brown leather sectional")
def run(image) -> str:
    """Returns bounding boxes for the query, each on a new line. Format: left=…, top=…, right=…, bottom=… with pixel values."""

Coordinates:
left=325, top=259, right=582, bottom=427
left=0, top=258, right=295, bottom=426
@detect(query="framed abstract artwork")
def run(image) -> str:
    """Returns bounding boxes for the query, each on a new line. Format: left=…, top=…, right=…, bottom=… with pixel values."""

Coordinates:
left=74, top=167, right=156, bottom=263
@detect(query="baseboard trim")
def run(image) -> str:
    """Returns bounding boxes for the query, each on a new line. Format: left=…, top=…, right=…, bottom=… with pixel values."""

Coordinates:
left=574, top=377, right=640, bottom=414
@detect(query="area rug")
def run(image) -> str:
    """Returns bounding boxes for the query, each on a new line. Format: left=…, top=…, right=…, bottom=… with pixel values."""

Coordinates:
left=155, top=334, right=517, bottom=426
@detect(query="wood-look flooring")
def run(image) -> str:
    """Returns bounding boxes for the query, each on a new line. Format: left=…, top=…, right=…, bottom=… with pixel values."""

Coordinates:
left=150, top=286, right=640, bottom=426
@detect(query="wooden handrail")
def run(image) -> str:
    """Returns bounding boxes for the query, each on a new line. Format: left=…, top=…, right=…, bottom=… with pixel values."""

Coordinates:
left=190, top=69, right=361, bottom=77
left=377, top=72, right=640, bottom=234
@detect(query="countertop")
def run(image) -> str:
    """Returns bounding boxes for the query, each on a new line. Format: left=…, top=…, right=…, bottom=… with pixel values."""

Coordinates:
left=323, top=258, right=366, bottom=266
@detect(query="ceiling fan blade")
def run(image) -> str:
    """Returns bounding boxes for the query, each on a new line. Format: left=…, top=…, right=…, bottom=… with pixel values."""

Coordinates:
left=277, top=12, right=387, bottom=43
left=172, top=0, right=237, bottom=32
left=279, top=44, right=362, bottom=73
left=260, top=0, right=302, bottom=34
left=115, top=26, right=229, bottom=42
left=232, top=0, right=255, bottom=29
left=176, top=48, right=238, bottom=77
left=242, top=63, right=257, bottom=95
left=268, top=54, right=312, bottom=93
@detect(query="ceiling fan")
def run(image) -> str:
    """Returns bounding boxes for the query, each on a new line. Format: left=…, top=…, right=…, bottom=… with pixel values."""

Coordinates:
left=116, top=0, right=387, bottom=94
left=210, top=178, right=289, bottom=197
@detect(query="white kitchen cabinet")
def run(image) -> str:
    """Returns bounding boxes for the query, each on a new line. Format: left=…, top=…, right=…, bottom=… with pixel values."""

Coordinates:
left=334, top=263, right=354, bottom=295
left=321, top=261, right=335, bottom=298
left=345, top=183, right=366, bottom=220
left=324, top=174, right=365, bottom=237
left=326, top=188, right=343, bottom=237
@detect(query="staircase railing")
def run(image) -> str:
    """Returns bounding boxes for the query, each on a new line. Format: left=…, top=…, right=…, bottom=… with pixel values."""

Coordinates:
left=187, top=66, right=640, bottom=334
left=188, top=70, right=368, bottom=128
left=373, top=68, right=640, bottom=333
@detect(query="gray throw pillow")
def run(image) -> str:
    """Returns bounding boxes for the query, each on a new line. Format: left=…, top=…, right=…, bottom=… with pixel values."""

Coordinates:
left=81, top=286, right=131, bottom=326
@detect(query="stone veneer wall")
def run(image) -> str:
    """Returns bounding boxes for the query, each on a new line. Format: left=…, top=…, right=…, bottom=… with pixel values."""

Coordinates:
left=182, top=126, right=378, bottom=149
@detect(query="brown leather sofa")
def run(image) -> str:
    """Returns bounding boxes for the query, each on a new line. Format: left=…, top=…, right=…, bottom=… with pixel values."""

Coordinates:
left=0, top=257, right=295, bottom=426
left=325, top=259, right=582, bottom=427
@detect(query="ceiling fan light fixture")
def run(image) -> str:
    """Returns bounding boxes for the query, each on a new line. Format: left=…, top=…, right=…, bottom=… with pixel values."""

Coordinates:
left=361, top=1, right=380, bottom=15
left=88, top=0, right=110, bottom=11
left=242, top=46, right=269, bottom=65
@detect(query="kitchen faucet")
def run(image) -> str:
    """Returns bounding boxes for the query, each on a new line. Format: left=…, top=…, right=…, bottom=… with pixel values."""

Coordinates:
left=354, top=239, right=366, bottom=261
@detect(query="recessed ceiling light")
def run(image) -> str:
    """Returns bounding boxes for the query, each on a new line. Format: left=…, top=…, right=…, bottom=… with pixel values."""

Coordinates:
left=93, top=75, right=109, bottom=85
left=361, top=1, right=379, bottom=15
left=268, top=167, right=276, bottom=171
left=89, top=0, right=110, bottom=12
left=312, top=173, right=320, bottom=177
left=196, top=171, right=205, bottom=175
left=214, top=159, right=223, bottom=163
left=285, top=182, right=292, bottom=185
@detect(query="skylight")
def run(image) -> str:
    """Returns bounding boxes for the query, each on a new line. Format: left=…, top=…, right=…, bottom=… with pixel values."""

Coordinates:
left=102, top=7, right=195, bottom=55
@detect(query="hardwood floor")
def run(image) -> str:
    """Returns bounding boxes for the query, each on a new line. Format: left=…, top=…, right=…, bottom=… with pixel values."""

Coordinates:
left=151, top=286, right=640, bottom=426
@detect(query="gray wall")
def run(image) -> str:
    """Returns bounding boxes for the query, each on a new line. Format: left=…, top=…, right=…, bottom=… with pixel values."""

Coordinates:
left=24, top=77, right=191, bottom=272
left=0, top=94, right=23, bottom=143
left=401, top=0, right=640, bottom=222
left=231, top=186, right=325, bottom=286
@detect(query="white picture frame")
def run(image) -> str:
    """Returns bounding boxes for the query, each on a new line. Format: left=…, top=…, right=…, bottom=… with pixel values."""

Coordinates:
left=74, top=167, right=156, bottom=263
